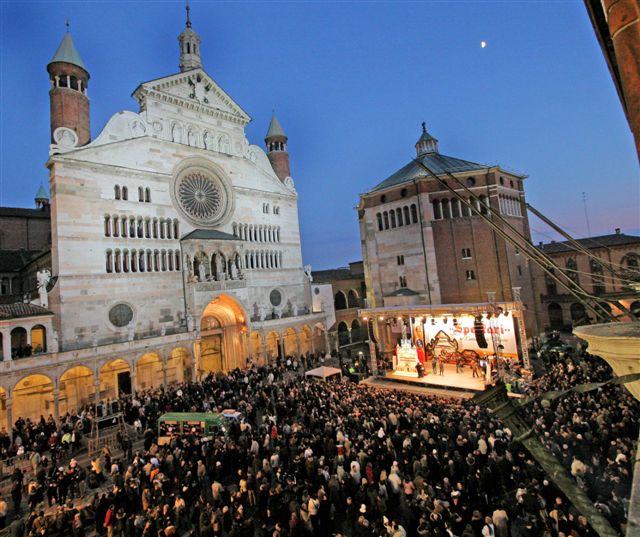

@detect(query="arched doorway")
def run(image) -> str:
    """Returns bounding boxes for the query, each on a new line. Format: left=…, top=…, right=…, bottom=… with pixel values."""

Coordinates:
left=59, top=366, right=95, bottom=416
left=265, top=331, right=280, bottom=362
left=547, top=303, right=564, bottom=330
left=137, top=353, right=164, bottom=390
left=334, top=291, right=347, bottom=310
left=100, top=359, right=131, bottom=400
left=31, top=325, right=47, bottom=354
left=13, top=374, right=53, bottom=422
left=250, top=332, right=263, bottom=364
left=10, top=327, right=28, bottom=359
left=351, top=319, right=362, bottom=342
left=570, top=303, right=588, bottom=326
left=283, top=328, right=298, bottom=357
left=167, top=347, right=191, bottom=385
left=299, top=325, right=312, bottom=356
left=347, top=289, right=359, bottom=309
left=338, top=322, right=350, bottom=346
left=199, top=294, right=248, bottom=374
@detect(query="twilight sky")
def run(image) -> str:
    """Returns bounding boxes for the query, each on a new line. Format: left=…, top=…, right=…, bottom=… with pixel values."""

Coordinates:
left=1, top=1, right=638, bottom=270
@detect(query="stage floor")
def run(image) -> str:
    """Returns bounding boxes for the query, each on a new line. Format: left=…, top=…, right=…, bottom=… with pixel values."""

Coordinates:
left=381, top=363, right=487, bottom=393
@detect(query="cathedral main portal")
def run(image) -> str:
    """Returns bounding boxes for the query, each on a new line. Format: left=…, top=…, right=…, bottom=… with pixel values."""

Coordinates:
left=197, top=294, right=247, bottom=376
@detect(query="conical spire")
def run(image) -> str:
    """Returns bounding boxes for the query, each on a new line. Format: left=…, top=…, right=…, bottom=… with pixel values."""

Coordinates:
left=415, top=122, right=439, bottom=156
left=49, top=31, right=87, bottom=71
left=265, top=112, right=287, bottom=140
left=178, top=1, right=202, bottom=71
left=35, top=183, right=49, bottom=201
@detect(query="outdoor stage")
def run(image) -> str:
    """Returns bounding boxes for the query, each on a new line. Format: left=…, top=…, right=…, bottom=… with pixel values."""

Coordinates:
left=376, top=363, right=487, bottom=394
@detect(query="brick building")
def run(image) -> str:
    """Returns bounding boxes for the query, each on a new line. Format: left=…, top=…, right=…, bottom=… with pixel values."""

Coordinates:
left=357, top=123, right=539, bottom=348
left=533, top=230, right=640, bottom=331
left=0, top=187, right=52, bottom=301
left=312, top=261, right=368, bottom=353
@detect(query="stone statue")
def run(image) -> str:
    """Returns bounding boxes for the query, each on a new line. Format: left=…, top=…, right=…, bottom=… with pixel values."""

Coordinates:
left=160, top=324, right=166, bottom=336
left=259, top=305, right=267, bottom=321
left=198, top=259, right=206, bottom=282
left=186, top=313, right=195, bottom=332
left=127, top=323, right=135, bottom=342
left=303, top=264, right=313, bottom=282
left=216, top=254, right=225, bottom=279
left=292, top=303, right=299, bottom=317
left=230, top=261, right=238, bottom=280
left=37, top=269, right=51, bottom=308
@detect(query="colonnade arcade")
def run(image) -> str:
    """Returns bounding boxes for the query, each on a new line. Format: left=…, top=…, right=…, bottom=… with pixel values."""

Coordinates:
left=195, top=294, right=328, bottom=376
left=0, top=346, right=192, bottom=428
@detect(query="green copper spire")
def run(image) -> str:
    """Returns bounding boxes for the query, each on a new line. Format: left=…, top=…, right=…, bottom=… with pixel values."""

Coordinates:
left=49, top=32, right=87, bottom=71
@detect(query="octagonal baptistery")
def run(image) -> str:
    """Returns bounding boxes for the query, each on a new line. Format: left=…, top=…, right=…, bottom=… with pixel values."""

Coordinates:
left=45, top=17, right=316, bottom=368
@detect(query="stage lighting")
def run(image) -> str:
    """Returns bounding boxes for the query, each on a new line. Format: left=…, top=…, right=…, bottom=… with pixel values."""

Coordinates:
left=443, top=317, right=448, bottom=324
left=431, top=318, right=436, bottom=326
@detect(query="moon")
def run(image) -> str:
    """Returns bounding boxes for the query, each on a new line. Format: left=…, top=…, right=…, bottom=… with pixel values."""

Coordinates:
left=480, top=41, right=487, bottom=49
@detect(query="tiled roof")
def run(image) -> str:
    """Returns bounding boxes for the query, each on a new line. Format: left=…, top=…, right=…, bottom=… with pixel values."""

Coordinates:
left=312, top=268, right=353, bottom=283
left=265, top=114, right=287, bottom=139
left=368, top=153, right=488, bottom=193
left=0, top=303, right=52, bottom=320
left=386, top=288, right=419, bottom=297
left=0, top=206, right=50, bottom=218
left=181, top=229, right=237, bottom=241
left=537, top=233, right=640, bottom=254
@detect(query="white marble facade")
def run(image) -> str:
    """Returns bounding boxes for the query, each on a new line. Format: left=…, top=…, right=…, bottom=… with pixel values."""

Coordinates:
left=45, top=25, right=324, bottom=366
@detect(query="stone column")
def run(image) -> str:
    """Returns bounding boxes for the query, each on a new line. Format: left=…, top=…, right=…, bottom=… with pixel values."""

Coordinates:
left=310, top=330, right=316, bottom=355
left=162, top=357, right=168, bottom=388
left=6, top=395, right=13, bottom=440
left=1, top=329, right=12, bottom=360
left=94, top=377, right=101, bottom=406
left=130, top=369, right=137, bottom=394
left=347, top=328, right=352, bottom=345
left=260, top=332, right=267, bottom=366
left=278, top=333, right=285, bottom=360
left=53, top=384, right=60, bottom=424
left=295, top=328, right=301, bottom=356
left=323, top=327, right=330, bottom=355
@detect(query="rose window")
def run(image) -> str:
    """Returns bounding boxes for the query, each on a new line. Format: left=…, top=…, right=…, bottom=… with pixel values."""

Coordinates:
left=178, top=172, right=223, bottom=220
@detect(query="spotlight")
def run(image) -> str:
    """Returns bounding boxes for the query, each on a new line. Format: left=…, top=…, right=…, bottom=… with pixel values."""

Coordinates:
left=443, top=317, right=448, bottom=324
left=379, top=317, right=385, bottom=321
left=431, top=318, right=436, bottom=326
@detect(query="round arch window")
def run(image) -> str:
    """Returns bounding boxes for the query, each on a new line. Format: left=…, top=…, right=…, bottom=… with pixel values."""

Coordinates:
left=466, top=177, right=476, bottom=187
left=109, top=303, right=134, bottom=327
left=269, top=289, right=282, bottom=307
left=314, top=287, right=320, bottom=295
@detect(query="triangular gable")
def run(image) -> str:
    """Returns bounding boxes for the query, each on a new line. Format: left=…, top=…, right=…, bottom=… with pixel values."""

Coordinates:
left=133, top=69, right=251, bottom=124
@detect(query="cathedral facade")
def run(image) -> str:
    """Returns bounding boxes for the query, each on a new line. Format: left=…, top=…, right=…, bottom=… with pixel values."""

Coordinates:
left=0, top=12, right=329, bottom=424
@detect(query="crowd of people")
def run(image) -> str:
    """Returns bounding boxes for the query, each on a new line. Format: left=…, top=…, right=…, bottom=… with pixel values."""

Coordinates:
left=0, top=342, right=636, bottom=537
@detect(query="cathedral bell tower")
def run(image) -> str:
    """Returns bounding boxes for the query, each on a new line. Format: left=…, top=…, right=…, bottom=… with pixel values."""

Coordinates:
left=265, top=113, right=291, bottom=181
left=47, top=27, right=91, bottom=146
left=178, top=2, right=202, bottom=72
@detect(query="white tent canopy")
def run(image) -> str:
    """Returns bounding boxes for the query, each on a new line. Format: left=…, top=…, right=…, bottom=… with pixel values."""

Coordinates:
left=304, top=366, right=342, bottom=381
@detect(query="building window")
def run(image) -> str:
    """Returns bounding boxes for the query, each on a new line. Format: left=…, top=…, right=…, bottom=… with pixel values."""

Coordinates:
left=433, top=200, right=442, bottom=220
left=403, top=206, right=410, bottom=224
left=411, top=204, right=418, bottom=224
left=517, top=265, right=522, bottom=276
left=175, top=250, right=181, bottom=271
left=399, top=276, right=407, bottom=288
left=396, top=208, right=403, bottom=226
left=380, top=195, right=386, bottom=203
left=441, top=199, right=451, bottom=219
left=115, top=185, right=121, bottom=200
left=104, top=215, right=111, bottom=237
left=566, top=258, right=579, bottom=285
left=106, top=250, right=113, bottom=273
left=462, top=248, right=472, bottom=259
left=145, top=187, right=151, bottom=203
left=390, top=210, right=396, bottom=228
left=383, top=212, right=389, bottom=230
left=466, top=177, right=476, bottom=187
left=466, top=270, right=476, bottom=280
left=377, top=213, right=383, bottom=231
left=122, top=186, right=128, bottom=201
left=173, top=220, right=179, bottom=239
left=397, top=255, right=405, bottom=265
left=138, top=187, right=144, bottom=202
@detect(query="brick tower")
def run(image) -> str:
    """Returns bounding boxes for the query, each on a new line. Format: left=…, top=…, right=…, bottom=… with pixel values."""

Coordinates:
left=265, top=113, right=291, bottom=181
left=47, top=29, right=90, bottom=146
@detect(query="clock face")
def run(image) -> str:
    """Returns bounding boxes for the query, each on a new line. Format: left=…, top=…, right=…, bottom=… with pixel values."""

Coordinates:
left=171, top=161, right=234, bottom=229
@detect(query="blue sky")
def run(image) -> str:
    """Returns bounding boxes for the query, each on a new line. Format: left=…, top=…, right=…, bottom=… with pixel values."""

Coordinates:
left=1, top=0, right=638, bottom=269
